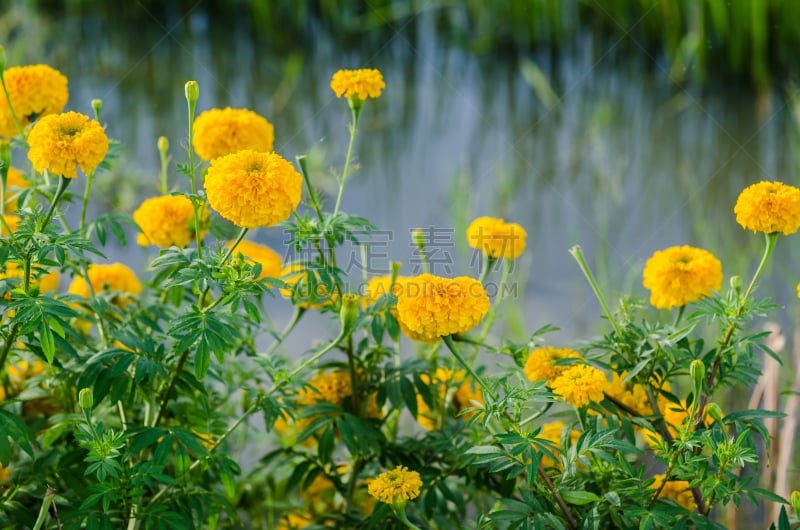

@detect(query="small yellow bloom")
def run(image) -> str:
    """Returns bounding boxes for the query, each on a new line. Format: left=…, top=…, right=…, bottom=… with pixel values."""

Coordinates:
left=4, top=167, right=29, bottom=212
left=524, top=346, right=581, bottom=383
left=643, top=400, right=712, bottom=449
left=204, top=150, right=301, bottom=228
left=395, top=274, right=490, bottom=342
left=277, top=512, right=313, bottom=530
left=0, top=463, right=9, bottom=482
left=367, top=465, right=422, bottom=506
left=604, top=371, right=668, bottom=417
left=27, top=111, right=109, bottom=178
left=734, top=180, right=800, bottom=235
left=298, top=371, right=381, bottom=419
left=466, top=216, right=527, bottom=260
left=650, top=474, right=696, bottom=511
left=67, top=263, right=142, bottom=300
left=0, top=64, right=68, bottom=138
left=330, top=68, right=385, bottom=101
left=192, top=107, right=274, bottom=160
left=550, top=364, right=608, bottom=408
left=642, top=245, right=722, bottom=310
left=797, top=281, right=800, bottom=299
left=133, top=195, right=209, bottom=248
left=228, top=239, right=282, bottom=280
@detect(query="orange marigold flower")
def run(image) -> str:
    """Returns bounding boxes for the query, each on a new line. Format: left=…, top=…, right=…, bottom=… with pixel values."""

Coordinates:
left=330, top=68, right=385, bottom=101
left=67, top=263, right=142, bottom=300
left=4, top=167, right=30, bottom=212
left=642, top=245, right=722, bottom=310
left=650, top=474, right=696, bottom=511
left=395, top=274, right=489, bottom=342
left=204, top=150, right=301, bottom=228
left=133, top=194, right=209, bottom=248
left=27, top=111, right=109, bottom=178
left=0, top=64, right=68, bottom=138
left=734, top=180, right=800, bottom=235
left=466, top=216, right=527, bottom=260
left=228, top=239, right=282, bottom=280
left=524, top=346, right=581, bottom=383
left=549, top=364, right=608, bottom=408
left=192, top=107, right=274, bottom=160
left=367, top=465, right=422, bottom=506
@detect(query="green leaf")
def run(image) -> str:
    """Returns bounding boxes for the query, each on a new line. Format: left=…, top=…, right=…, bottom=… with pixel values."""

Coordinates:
left=400, top=376, right=418, bottom=418
left=40, top=320, right=55, bottom=363
left=560, top=490, right=601, bottom=505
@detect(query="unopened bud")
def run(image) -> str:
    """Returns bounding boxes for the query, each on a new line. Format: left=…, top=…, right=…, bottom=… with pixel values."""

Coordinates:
left=0, top=46, right=6, bottom=71
left=792, top=491, right=800, bottom=520
left=78, top=387, right=93, bottom=410
left=184, top=81, right=199, bottom=105
left=91, top=99, right=103, bottom=121
left=705, top=402, right=724, bottom=425
left=690, top=360, right=705, bottom=395
left=730, top=275, right=742, bottom=292
left=411, top=228, right=426, bottom=250
left=340, top=293, right=360, bottom=335
left=157, top=136, right=169, bottom=154
left=390, top=261, right=402, bottom=287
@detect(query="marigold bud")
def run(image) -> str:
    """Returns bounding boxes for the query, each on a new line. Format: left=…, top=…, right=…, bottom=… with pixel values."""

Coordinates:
left=91, top=99, right=103, bottom=120
left=705, top=402, right=724, bottom=425
left=184, top=80, right=199, bottom=105
left=157, top=136, right=169, bottom=154
left=791, top=491, right=800, bottom=520
left=340, top=293, right=360, bottom=335
left=690, top=360, right=705, bottom=396
left=79, top=388, right=94, bottom=410
left=411, top=228, right=425, bottom=251
left=730, top=275, right=742, bottom=291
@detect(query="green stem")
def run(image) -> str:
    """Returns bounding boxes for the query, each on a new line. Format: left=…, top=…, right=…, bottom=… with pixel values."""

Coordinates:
left=153, top=349, right=190, bottom=426
left=0, top=71, right=23, bottom=137
left=79, top=171, right=95, bottom=233
left=31, top=486, right=56, bottom=530
left=221, top=227, right=248, bottom=263
left=442, top=335, right=495, bottom=400
left=673, top=305, right=685, bottom=327
left=186, top=95, right=202, bottom=257
left=261, top=307, right=305, bottom=359
left=39, top=175, right=71, bottom=233
left=0, top=323, right=19, bottom=374
left=332, top=104, right=361, bottom=218
left=393, top=505, right=423, bottom=530
left=478, top=256, right=498, bottom=285
left=738, top=232, right=778, bottom=314
left=297, top=155, right=324, bottom=224
left=569, top=245, right=623, bottom=340
left=478, top=258, right=511, bottom=344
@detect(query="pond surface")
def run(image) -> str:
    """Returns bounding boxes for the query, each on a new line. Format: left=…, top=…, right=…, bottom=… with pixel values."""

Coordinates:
left=4, top=4, right=799, bottom=348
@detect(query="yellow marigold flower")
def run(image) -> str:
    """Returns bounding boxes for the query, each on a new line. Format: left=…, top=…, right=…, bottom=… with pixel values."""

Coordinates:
left=538, top=421, right=581, bottom=468
left=734, top=181, right=800, bottom=235
left=395, top=274, right=490, bottom=342
left=7, top=360, right=46, bottom=383
left=299, top=371, right=353, bottom=406
left=605, top=371, right=658, bottom=416
left=27, top=111, right=109, bottom=178
left=0, top=463, right=9, bottom=482
left=2, top=213, right=19, bottom=235
left=204, top=150, right=301, bottom=228
left=133, top=195, right=209, bottom=248
left=550, top=364, right=609, bottom=408
left=367, top=465, right=422, bottom=506
left=416, top=368, right=484, bottom=430
left=0, top=64, right=68, bottom=138
left=4, top=167, right=29, bottom=212
left=192, top=107, right=274, bottom=160
left=330, top=68, right=385, bottom=101
left=650, top=474, right=696, bottom=511
left=642, top=245, right=722, bottom=310
left=67, top=263, right=142, bottom=300
left=797, top=281, right=800, bottom=299
left=228, top=239, right=282, bottom=280
left=466, top=216, right=527, bottom=260
left=365, top=274, right=403, bottom=305
left=643, top=400, right=712, bottom=449
left=524, top=346, right=581, bottom=383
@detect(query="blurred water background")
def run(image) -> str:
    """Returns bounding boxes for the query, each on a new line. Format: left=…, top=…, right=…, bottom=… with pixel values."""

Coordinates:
left=3, top=0, right=800, bottom=350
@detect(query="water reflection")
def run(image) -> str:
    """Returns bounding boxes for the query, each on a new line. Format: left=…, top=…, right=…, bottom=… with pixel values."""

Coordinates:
left=5, top=5, right=796, bottom=346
